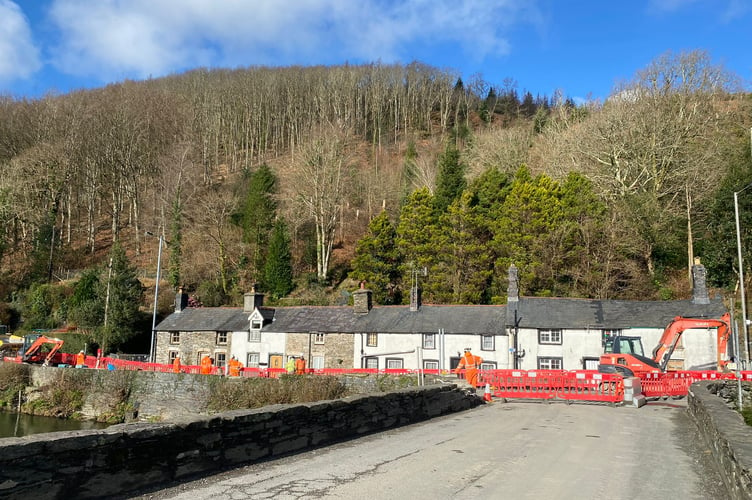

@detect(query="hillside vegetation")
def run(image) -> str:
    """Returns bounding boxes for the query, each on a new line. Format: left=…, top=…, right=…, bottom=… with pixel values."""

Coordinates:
left=0, top=50, right=751, bottom=353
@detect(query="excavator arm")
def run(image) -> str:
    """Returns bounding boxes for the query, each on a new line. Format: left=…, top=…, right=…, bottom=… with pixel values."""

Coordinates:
left=21, top=335, right=65, bottom=365
left=651, top=313, right=731, bottom=372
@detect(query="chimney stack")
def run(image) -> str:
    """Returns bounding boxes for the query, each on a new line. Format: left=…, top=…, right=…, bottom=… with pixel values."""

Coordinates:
left=244, top=284, right=265, bottom=312
left=175, top=287, right=188, bottom=312
left=691, top=260, right=710, bottom=305
left=507, top=265, right=519, bottom=302
left=353, top=281, right=373, bottom=314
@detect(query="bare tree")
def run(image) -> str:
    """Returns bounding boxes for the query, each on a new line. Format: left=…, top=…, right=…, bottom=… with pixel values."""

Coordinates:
left=287, top=125, right=353, bottom=281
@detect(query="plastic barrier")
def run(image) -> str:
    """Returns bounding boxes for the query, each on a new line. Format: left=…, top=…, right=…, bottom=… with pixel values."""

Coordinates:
left=479, top=369, right=624, bottom=404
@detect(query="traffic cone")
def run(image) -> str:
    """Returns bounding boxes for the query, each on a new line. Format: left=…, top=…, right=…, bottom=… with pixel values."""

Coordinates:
left=483, top=383, right=492, bottom=402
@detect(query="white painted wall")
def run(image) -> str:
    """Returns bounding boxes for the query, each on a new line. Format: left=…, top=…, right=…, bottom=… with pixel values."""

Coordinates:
left=230, top=310, right=285, bottom=367
left=516, top=326, right=720, bottom=371
left=353, top=332, right=510, bottom=370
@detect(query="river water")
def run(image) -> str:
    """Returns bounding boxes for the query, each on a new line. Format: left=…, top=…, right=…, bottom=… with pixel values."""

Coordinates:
left=0, top=411, right=109, bottom=438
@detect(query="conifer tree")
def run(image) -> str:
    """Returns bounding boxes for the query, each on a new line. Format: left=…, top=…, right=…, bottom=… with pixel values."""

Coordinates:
left=100, top=243, right=144, bottom=353
left=434, top=144, right=467, bottom=213
left=350, top=211, right=402, bottom=304
left=234, top=164, right=278, bottom=276
left=396, top=188, right=442, bottom=303
left=262, top=219, right=293, bottom=300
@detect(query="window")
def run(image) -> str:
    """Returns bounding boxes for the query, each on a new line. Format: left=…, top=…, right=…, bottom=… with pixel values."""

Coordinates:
left=311, top=356, right=325, bottom=369
left=538, top=329, right=562, bottom=345
left=480, top=361, right=496, bottom=370
left=364, top=357, right=378, bottom=369
left=248, top=330, right=261, bottom=342
left=168, top=351, right=179, bottom=363
left=247, top=352, right=260, bottom=368
left=215, top=352, right=227, bottom=368
left=423, top=333, right=436, bottom=349
left=423, top=360, right=439, bottom=370
left=386, top=358, right=403, bottom=369
left=196, top=351, right=209, bottom=365
left=538, top=357, right=562, bottom=370
left=251, top=319, right=262, bottom=330
left=314, top=333, right=325, bottom=344
left=216, top=332, right=228, bottom=345
left=366, top=333, right=378, bottom=347
left=170, top=332, right=180, bottom=344
left=481, top=335, right=494, bottom=351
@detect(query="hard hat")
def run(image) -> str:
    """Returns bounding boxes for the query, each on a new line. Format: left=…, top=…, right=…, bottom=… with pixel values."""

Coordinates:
left=464, top=347, right=471, bottom=352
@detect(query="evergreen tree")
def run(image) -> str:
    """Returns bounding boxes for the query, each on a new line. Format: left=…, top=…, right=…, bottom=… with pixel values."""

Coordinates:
left=350, top=211, right=402, bottom=304
left=442, top=192, right=495, bottom=304
left=67, top=268, right=104, bottom=332
left=396, top=188, right=442, bottom=303
left=434, top=144, right=467, bottom=213
left=233, top=164, right=278, bottom=277
left=101, top=243, right=144, bottom=353
left=262, top=219, right=294, bottom=300
left=167, top=191, right=183, bottom=288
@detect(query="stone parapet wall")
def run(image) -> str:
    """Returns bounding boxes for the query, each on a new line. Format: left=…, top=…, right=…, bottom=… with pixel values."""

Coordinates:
left=0, top=384, right=481, bottom=499
left=687, top=381, right=752, bottom=500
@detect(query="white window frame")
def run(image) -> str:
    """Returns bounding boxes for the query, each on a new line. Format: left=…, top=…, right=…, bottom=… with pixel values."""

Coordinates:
left=170, top=332, right=180, bottom=344
left=364, top=357, right=378, bottom=369
left=386, top=358, right=404, bottom=369
left=168, top=350, right=179, bottom=363
left=251, top=319, right=262, bottom=330
left=247, top=352, right=260, bottom=368
left=311, top=355, right=325, bottom=369
left=537, top=357, right=562, bottom=370
left=538, top=329, right=562, bottom=345
left=214, top=352, right=227, bottom=368
left=480, top=361, right=496, bottom=370
left=481, top=335, right=494, bottom=351
left=366, top=333, right=378, bottom=347
left=423, top=360, right=439, bottom=370
left=216, top=332, right=228, bottom=345
left=248, top=330, right=261, bottom=342
left=423, top=333, right=436, bottom=349
left=314, top=333, right=325, bottom=344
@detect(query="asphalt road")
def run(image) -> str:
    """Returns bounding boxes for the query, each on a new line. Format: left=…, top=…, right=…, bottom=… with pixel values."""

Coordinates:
left=132, top=398, right=728, bottom=500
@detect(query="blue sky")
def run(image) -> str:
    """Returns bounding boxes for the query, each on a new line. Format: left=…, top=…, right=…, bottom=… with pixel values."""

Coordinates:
left=1, top=0, right=750, bottom=103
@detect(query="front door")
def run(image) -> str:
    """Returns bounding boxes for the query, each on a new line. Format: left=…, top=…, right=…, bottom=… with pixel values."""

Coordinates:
left=269, top=354, right=283, bottom=369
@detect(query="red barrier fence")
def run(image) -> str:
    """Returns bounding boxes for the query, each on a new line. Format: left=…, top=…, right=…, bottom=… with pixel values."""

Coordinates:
left=479, top=369, right=624, bottom=404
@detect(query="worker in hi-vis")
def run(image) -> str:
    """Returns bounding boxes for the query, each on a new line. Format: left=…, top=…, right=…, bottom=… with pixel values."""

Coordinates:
left=455, top=347, right=483, bottom=387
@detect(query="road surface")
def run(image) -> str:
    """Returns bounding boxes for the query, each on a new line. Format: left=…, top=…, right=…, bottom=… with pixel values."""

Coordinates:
left=133, top=398, right=727, bottom=499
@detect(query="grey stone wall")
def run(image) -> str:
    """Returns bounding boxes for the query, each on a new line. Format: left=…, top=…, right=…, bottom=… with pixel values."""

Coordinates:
left=687, top=381, right=752, bottom=500
left=286, top=332, right=354, bottom=368
left=0, top=385, right=482, bottom=499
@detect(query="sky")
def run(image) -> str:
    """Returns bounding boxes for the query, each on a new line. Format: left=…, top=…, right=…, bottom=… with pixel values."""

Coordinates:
left=0, top=0, right=750, bottom=103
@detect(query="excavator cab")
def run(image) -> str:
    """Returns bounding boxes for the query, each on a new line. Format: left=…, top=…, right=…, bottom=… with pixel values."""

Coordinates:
left=599, top=335, right=662, bottom=377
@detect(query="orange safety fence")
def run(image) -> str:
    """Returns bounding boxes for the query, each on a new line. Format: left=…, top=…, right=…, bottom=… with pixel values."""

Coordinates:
left=639, top=370, right=739, bottom=398
left=479, top=369, right=624, bottom=403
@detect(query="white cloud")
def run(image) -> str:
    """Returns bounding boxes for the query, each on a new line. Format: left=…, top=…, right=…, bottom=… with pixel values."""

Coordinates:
left=46, top=0, right=533, bottom=83
left=0, top=0, right=41, bottom=82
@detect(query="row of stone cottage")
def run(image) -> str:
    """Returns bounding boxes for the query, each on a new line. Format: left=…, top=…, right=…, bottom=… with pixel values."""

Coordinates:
left=153, top=264, right=729, bottom=373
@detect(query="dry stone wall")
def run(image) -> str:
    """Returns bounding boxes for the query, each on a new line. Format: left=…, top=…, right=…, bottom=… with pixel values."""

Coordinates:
left=0, top=384, right=481, bottom=499
left=688, top=381, right=752, bottom=500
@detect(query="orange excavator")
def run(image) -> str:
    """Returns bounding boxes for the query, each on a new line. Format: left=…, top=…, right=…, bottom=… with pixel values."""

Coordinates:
left=598, top=313, right=731, bottom=377
left=20, top=334, right=65, bottom=365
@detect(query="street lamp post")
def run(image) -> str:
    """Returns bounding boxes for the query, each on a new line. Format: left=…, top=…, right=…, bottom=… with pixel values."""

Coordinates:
left=148, top=233, right=164, bottom=364
left=734, top=185, right=752, bottom=366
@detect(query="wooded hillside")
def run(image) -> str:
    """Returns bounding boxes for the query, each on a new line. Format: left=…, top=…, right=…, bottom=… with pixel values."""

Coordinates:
left=1, top=50, right=751, bottom=349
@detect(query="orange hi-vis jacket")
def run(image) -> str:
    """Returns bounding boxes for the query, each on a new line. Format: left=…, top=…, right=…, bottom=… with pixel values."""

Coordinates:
left=173, top=357, right=181, bottom=373
left=456, top=353, right=482, bottom=371
left=200, top=356, right=213, bottom=375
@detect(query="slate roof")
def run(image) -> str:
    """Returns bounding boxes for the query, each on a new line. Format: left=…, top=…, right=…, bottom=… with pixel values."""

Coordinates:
left=263, top=306, right=361, bottom=333
left=155, top=307, right=250, bottom=332
left=510, top=296, right=727, bottom=330
left=156, top=296, right=727, bottom=334
left=357, top=305, right=506, bottom=334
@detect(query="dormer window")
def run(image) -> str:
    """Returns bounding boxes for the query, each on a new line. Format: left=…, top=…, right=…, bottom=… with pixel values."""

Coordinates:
left=251, top=319, right=262, bottom=330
